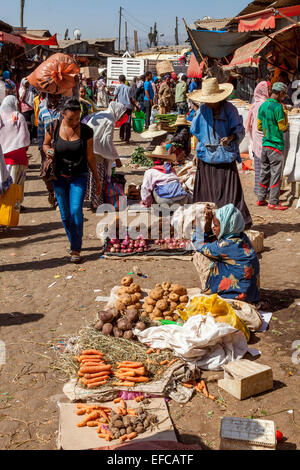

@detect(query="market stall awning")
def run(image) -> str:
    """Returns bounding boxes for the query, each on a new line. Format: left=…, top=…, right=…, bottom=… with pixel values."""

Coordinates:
left=238, top=5, right=300, bottom=32
left=19, top=33, right=58, bottom=46
left=224, top=23, right=300, bottom=70
left=187, top=29, right=250, bottom=59
left=0, top=31, right=25, bottom=48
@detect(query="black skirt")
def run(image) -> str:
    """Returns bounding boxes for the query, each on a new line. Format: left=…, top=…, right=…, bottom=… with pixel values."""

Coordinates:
left=193, top=159, right=252, bottom=228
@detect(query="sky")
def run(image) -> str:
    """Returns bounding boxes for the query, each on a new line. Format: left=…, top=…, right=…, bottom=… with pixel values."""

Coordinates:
left=1, top=0, right=249, bottom=49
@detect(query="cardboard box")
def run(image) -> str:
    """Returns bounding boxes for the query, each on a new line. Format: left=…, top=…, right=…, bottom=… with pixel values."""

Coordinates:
left=80, top=67, right=99, bottom=79
left=220, top=417, right=276, bottom=450
left=58, top=398, right=177, bottom=450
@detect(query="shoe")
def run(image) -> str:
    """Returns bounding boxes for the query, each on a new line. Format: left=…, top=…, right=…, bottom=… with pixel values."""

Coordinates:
left=70, top=254, right=81, bottom=264
left=268, top=203, right=288, bottom=211
left=256, top=200, right=268, bottom=207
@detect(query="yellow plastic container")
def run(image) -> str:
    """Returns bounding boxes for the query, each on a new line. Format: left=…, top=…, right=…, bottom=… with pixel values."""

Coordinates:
left=0, top=184, right=22, bottom=227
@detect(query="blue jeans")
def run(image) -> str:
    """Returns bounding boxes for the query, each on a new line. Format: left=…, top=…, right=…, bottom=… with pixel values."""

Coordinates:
left=53, top=173, right=88, bottom=252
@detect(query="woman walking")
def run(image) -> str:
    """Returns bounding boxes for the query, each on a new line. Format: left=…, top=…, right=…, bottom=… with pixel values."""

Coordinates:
left=0, top=96, right=30, bottom=206
left=245, top=81, right=270, bottom=196
left=43, top=98, right=101, bottom=264
left=96, top=77, right=110, bottom=108
left=190, top=78, right=252, bottom=228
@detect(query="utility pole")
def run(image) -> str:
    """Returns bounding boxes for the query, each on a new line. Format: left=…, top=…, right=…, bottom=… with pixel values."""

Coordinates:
left=175, top=17, right=179, bottom=45
left=134, top=30, right=138, bottom=55
left=20, top=0, right=25, bottom=28
left=118, top=6, right=122, bottom=55
left=125, top=21, right=129, bottom=52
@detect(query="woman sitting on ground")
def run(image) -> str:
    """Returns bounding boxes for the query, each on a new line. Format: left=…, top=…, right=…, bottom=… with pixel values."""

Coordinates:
left=141, top=145, right=189, bottom=207
left=192, top=203, right=260, bottom=304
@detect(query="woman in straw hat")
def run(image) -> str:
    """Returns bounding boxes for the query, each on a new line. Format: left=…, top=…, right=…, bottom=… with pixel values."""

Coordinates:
left=166, top=115, right=191, bottom=163
left=189, top=77, right=252, bottom=228
left=141, top=145, right=188, bottom=207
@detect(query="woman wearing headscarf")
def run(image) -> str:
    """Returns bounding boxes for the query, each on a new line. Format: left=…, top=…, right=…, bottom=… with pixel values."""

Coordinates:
left=245, top=81, right=270, bottom=196
left=85, top=101, right=127, bottom=211
left=190, top=77, right=252, bottom=229
left=96, top=77, right=110, bottom=108
left=192, top=203, right=260, bottom=304
left=0, top=96, right=30, bottom=204
left=3, top=71, right=17, bottom=97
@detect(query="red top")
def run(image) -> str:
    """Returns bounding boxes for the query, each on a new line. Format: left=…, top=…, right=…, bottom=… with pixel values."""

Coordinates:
left=4, top=147, right=28, bottom=166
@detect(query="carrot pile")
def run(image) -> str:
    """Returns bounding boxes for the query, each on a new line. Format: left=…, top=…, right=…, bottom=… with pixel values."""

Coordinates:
left=76, top=404, right=112, bottom=430
left=182, top=379, right=216, bottom=401
left=75, top=349, right=113, bottom=389
left=112, top=361, right=150, bottom=387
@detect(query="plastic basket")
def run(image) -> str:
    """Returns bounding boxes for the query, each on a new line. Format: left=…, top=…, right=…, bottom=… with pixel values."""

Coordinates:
left=133, top=118, right=145, bottom=133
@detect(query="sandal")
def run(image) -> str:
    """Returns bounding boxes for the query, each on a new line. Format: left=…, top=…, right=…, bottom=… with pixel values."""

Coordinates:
left=70, top=254, right=81, bottom=264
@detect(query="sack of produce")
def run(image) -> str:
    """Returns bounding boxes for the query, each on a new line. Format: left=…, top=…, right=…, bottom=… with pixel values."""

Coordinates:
left=156, top=60, right=174, bottom=77
left=27, top=53, right=80, bottom=94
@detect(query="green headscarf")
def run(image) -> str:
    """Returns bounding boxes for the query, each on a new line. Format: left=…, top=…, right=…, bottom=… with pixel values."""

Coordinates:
left=216, top=204, right=245, bottom=240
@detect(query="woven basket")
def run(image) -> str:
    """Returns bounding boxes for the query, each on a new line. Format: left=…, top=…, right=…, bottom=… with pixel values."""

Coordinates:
left=156, top=60, right=174, bottom=77
left=245, top=230, right=264, bottom=253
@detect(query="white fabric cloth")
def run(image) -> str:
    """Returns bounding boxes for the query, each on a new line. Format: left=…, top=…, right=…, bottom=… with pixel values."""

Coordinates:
left=135, top=313, right=248, bottom=371
left=0, top=144, right=12, bottom=195
left=87, top=101, right=126, bottom=165
left=0, top=96, right=30, bottom=154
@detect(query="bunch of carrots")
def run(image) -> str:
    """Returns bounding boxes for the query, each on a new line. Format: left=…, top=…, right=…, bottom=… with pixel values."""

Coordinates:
left=75, top=349, right=113, bottom=389
left=182, top=379, right=216, bottom=401
left=112, top=361, right=149, bottom=387
left=76, top=404, right=112, bottom=427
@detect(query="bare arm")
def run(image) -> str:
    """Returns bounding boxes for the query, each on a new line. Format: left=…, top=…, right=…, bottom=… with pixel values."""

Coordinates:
left=43, top=130, right=53, bottom=158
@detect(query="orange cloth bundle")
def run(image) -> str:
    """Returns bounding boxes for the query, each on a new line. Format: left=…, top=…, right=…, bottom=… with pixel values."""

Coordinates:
left=27, top=53, right=80, bottom=95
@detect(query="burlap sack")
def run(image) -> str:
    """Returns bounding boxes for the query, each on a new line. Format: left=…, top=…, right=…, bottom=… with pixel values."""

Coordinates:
left=27, top=53, right=80, bottom=94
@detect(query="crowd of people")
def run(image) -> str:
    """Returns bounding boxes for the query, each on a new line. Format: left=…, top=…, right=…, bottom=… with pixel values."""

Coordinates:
left=0, top=61, right=293, bottom=306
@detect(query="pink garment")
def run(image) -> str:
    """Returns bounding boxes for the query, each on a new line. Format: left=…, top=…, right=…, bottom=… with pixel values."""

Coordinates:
left=141, top=167, right=181, bottom=206
left=245, top=81, right=269, bottom=159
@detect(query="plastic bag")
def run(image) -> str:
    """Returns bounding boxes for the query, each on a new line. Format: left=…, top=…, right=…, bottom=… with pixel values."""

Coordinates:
left=178, top=294, right=250, bottom=342
left=27, top=53, right=80, bottom=94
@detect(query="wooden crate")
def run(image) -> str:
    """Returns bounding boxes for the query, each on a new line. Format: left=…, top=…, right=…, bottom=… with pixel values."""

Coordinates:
left=220, top=417, right=276, bottom=450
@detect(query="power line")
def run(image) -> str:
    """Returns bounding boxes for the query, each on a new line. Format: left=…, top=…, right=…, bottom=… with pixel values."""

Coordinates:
left=121, top=11, right=149, bottom=35
left=122, top=7, right=152, bottom=30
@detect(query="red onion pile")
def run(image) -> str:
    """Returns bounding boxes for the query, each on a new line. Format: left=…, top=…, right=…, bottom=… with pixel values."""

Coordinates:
left=154, top=238, right=190, bottom=250
left=107, top=235, right=150, bottom=254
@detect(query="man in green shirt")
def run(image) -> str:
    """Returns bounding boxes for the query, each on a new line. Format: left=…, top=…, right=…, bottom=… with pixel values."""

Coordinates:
left=175, top=75, right=188, bottom=115
left=257, top=82, right=289, bottom=211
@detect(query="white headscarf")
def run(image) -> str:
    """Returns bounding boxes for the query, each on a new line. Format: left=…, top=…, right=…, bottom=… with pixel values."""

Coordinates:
left=0, top=96, right=30, bottom=154
left=87, top=102, right=126, bottom=162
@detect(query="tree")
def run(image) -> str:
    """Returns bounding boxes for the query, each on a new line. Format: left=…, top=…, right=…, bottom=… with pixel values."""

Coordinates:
left=147, top=23, right=158, bottom=48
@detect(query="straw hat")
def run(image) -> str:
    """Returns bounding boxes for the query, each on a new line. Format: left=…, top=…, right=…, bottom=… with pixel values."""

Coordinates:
left=146, top=145, right=176, bottom=162
left=188, top=77, right=234, bottom=104
left=171, top=115, right=191, bottom=127
left=142, top=123, right=168, bottom=139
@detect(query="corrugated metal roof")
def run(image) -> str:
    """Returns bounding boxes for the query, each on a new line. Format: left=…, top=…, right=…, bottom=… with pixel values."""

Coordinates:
left=232, top=0, right=300, bottom=21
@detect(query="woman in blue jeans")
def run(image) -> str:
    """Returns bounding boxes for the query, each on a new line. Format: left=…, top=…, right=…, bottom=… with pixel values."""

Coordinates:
left=43, top=98, right=101, bottom=263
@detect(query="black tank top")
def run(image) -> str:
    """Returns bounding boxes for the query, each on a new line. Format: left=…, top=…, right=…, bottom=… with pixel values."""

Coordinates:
left=53, top=122, right=93, bottom=178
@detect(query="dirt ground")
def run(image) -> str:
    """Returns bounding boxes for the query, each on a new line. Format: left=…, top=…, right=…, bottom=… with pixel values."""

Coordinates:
left=0, top=131, right=300, bottom=451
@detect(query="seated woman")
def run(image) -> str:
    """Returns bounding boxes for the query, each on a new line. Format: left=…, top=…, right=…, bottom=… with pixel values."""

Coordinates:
left=141, top=145, right=189, bottom=207
left=192, top=203, right=260, bottom=304
left=165, top=115, right=191, bottom=165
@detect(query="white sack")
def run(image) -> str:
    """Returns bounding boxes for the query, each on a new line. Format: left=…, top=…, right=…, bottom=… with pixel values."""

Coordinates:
left=135, top=313, right=248, bottom=371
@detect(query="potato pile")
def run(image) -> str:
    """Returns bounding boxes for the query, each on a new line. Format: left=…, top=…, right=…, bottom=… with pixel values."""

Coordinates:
left=109, top=406, right=158, bottom=441
left=142, top=283, right=188, bottom=322
left=115, top=276, right=142, bottom=311
left=95, top=308, right=146, bottom=340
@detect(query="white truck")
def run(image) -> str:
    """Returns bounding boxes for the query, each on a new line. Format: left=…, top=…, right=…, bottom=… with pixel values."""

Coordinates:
left=107, top=57, right=145, bottom=88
